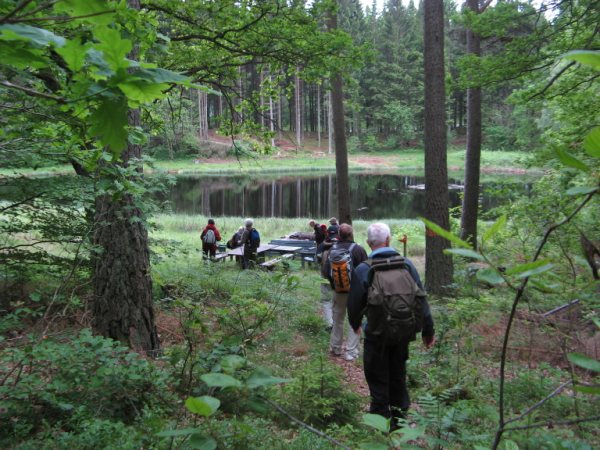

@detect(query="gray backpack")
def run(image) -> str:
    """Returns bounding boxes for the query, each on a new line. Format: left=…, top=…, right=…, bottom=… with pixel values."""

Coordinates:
left=365, top=256, right=425, bottom=342
left=203, top=229, right=216, bottom=245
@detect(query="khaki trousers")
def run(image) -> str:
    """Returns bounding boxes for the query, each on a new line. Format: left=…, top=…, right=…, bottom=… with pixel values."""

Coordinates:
left=330, top=291, right=360, bottom=358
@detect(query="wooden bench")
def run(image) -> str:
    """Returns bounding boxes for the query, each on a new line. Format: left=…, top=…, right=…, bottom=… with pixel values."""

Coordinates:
left=213, top=252, right=229, bottom=262
left=202, top=252, right=228, bottom=262
left=268, top=239, right=318, bottom=269
left=259, top=253, right=294, bottom=270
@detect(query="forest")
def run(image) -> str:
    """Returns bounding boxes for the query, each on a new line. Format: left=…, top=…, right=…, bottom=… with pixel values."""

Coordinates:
left=0, top=0, right=598, bottom=449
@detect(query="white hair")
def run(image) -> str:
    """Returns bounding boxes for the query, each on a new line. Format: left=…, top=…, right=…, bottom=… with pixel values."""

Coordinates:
left=367, top=222, right=391, bottom=247
left=244, top=218, right=254, bottom=228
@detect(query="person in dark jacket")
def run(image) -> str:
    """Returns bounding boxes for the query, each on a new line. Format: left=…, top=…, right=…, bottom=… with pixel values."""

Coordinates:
left=327, top=217, right=340, bottom=240
left=316, top=238, right=335, bottom=330
left=309, top=219, right=326, bottom=246
left=227, top=226, right=244, bottom=249
left=348, top=222, right=435, bottom=426
left=200, top=218, right=222, bottom=258
left=240, top=218, right=259, bottom=269
left=323, top=223, right=368, bottom=361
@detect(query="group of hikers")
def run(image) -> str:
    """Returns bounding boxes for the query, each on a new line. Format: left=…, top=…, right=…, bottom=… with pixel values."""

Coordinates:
left=313, top=219, right=435, bottom=429
left=200, top=218, right=260, bottom=269
left=201, top=216, right=436, bottom=429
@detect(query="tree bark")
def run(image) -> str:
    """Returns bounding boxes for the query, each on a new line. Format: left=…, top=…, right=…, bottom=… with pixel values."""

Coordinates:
left=92, top=0, right=159, bottom=355
left=327, top=2, right=351, bottom=225
left=423, top=0, right=453, bottom=293
left=93, top=116, right=159, bottom=355
left=460, top=0, right=482, bottom=247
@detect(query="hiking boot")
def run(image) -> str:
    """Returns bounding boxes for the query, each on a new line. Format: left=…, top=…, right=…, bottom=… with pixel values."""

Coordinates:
left=344, top=353, right=358, bottom=361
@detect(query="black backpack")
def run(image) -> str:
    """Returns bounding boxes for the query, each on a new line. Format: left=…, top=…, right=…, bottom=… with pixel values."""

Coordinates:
left=364, top=256, right=425, bottom=342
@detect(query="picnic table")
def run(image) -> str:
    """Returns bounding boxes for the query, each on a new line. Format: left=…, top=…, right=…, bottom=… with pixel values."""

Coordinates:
left=225, top=244, right=277, bottom=261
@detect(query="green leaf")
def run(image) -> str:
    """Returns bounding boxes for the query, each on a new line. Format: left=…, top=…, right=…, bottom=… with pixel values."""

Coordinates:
left=200, top=372, right=243, bottom=388
left=56, top=38, right=89, bottom=72
left=189, top=434, right=217, bottom=450
left=519, top=263, right=554, bottom=278
left=89, top=97, right=128, bottom=155
left=54, top=0, right=114, bottom=25
left=246, top=369, right=291, bottom=389
left=362, top=413, right=390, bottom=433
left=503, top=440, right=520, bottom=450
left=220, top=355, right=246, bottom=373
left=567, top=353, right=600, bottom=372
left=420, top=217, right=471, bottom=249
left=0, top=42, right=48, bottom=68
left=528, top=279, right=559, bottom=293
left=94, top=27, right=132, bottom=72
left=517, top=263, right=553, bottom=279
left=476, top=268, right=504, bottom=285
left=566, top=186, right=599, bottom=196
left=185, top=396, right=220, bottom=417
left=583, top=126, right=600, bottom=158
left=574, top=384, right=600, bottom=395
left=157, top=427, right=201, bottom=438
left=555, top=148, right=589, bottom=171
left=0, top=24, right=65, bottom=47
left=117, top=80, right=167, bottom=102
left=445, top=248, right=485, bottom=261
left=136, top=67, right=189, bottom=84
left=563, top=50, right=600, bottom=70
left=393, top=425, right=426, bottom=443
left=483, top=214, right=507, bottom=242
left=505, top=259, right=552, bottom=276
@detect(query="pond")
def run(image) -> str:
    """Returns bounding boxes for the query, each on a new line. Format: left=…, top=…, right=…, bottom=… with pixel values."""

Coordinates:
left=165, top=172, right=535, bottom=220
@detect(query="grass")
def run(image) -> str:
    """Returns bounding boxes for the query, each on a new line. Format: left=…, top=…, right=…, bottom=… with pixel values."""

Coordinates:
left=1, top=147, right=538, bottom=177
left=151, top=214, right=427, bottom=256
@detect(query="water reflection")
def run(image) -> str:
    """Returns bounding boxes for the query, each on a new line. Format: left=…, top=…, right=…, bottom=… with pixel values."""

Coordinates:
left=166, top=173, right=532, bottom=219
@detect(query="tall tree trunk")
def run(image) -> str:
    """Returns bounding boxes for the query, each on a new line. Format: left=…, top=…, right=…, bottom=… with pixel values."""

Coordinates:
left=92, top=0, right=158, bottom=354
left=460, top=0, right=482, bottom=247
left=327, top=90, right=333, bottom=154
left=317, top=84, right=322, bottom=148
left=295, top=71, right=303, bottom=147
left=198, top=89, right=208, bottom=142
left=328, top=5, right=352, bottom=225
left=423, top=0, right=453, bottom=294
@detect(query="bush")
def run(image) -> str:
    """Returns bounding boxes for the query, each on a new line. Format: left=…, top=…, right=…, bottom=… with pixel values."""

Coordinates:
left=277, top=356, right=363, bottom=427
left=0, top=329, right=174, bottom=446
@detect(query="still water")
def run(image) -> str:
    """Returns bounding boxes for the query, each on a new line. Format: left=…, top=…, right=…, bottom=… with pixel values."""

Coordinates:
left=165, top=173, right=533, bottom=220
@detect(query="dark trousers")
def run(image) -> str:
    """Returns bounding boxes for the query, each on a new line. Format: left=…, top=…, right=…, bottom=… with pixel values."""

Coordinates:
left=202, top=243, right=217, bottom=258
left=242, top=248, right=256, bottom=269
left=363, top=338, right=410, bottom=418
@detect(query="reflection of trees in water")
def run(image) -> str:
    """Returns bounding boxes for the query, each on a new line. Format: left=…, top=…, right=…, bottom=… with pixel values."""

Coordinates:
left=167, top=174, right=531, bottom=219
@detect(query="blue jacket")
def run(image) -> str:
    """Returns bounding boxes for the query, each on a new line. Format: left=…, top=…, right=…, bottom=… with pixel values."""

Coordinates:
left=347, top=247, right=434, bottom=340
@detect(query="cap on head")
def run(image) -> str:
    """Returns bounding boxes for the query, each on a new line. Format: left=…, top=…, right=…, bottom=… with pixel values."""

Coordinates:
left=329, top=217, right=337, bottom=224
left=244, top=218, right=254, bottom=228
left=308, top=220, right=316, bottom=227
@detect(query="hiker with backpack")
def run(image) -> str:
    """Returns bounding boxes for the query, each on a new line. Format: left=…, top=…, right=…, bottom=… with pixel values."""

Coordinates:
left=200, top=218, right=222, bottom=259
left=347, top=222, right=435, bottom=429
left=327, top=217, right=340, bottom=240
left=227, top=226, right=244, bottom=250
left=316, top=237, right=336, bottom=331
left=309, top=219, right=327, bottom=246
left=240, top=218, right=261, bottom=269
left=323, top=223, right=368, bottom=361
